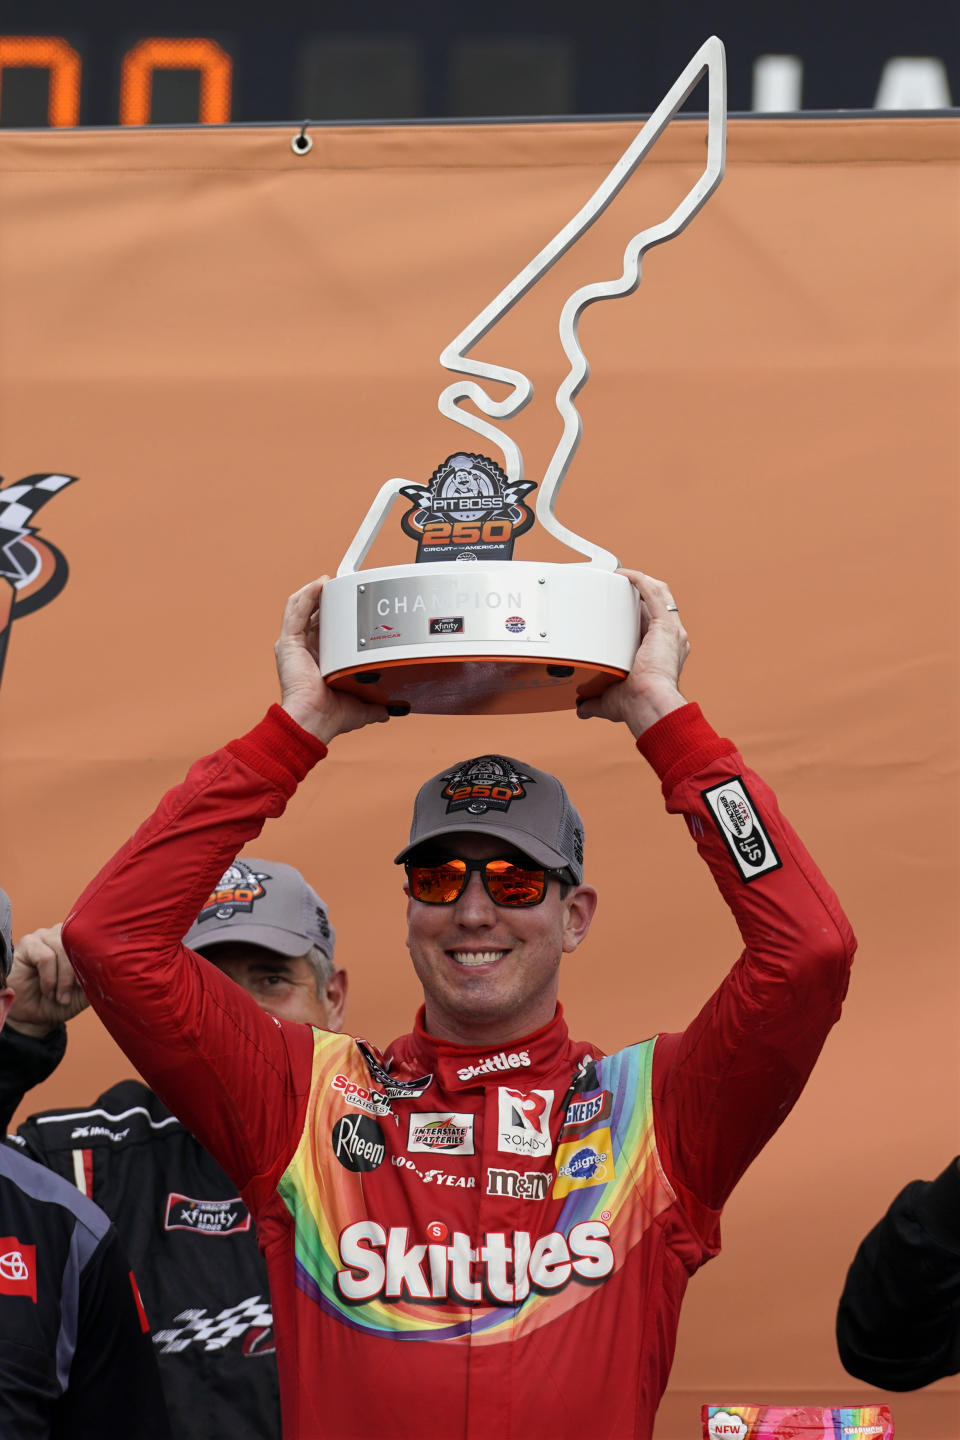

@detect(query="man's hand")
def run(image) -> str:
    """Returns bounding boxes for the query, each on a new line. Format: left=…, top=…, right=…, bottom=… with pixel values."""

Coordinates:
left=276, top=577, right=391, bottom=744
left=577, top=570, right=690, bottom=739
left=7, top=924, right=89, bottom=1039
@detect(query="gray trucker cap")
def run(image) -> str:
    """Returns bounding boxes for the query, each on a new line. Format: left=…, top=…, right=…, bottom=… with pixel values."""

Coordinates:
left=394, top=754, right=585, bottom=883
left=183, top=857, right=335, bottom=962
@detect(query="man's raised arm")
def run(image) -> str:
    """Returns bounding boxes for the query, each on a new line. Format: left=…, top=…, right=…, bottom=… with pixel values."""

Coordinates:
left=580, top=570, right=856, bottom=1228
left=61, top=578, right=389, bottom=1201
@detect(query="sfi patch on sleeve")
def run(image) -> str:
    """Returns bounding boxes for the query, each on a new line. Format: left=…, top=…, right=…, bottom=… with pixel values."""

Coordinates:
left=700, top=775, right=782, bottom=882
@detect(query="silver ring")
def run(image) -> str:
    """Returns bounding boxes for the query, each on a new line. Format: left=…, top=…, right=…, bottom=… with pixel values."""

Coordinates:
left=666, top=604, right=679, bottom=612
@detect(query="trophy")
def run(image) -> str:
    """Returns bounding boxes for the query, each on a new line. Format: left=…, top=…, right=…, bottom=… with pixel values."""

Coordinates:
left=321, top=37, right=726, bottom=715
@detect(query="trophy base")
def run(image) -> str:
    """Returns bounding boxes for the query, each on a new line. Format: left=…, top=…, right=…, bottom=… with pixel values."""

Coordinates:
left=320, top=560, right=639, bottom=716
left=326, top=655, right=627, bottom=715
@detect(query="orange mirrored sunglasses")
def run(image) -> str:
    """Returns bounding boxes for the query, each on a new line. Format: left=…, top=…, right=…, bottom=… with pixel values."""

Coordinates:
left=404, top=856, right=568, bottom=907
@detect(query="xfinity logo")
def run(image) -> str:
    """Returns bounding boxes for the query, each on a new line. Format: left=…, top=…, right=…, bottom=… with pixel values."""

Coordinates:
left=457, top=1049, right=531, bottom=1082
left=163, top=1194, right=251, bottom=1236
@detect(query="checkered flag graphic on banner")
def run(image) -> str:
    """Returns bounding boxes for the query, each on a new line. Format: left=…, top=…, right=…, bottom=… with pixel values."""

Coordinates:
left=0, top=472, right=77, bottom=687
left=0, top=474, right=76, bottom=581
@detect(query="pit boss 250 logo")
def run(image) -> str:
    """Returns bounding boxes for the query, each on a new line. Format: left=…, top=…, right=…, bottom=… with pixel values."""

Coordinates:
left=198, top=861, right=270, bottom=921
left=400, top=452, right=536, bottom=563
left=441, top=755, right=532, bottom=815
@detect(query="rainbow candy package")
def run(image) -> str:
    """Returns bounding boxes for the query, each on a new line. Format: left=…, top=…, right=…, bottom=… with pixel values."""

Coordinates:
left=702, top=1405, right=894, bottom=1440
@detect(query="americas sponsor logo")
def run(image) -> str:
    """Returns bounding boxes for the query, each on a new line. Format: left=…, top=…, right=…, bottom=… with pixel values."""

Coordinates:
left=332, top=1115, right=386, bottom=1172
left=407, top=1112, right=475, bottom=1154
left=367, top=623, right=403, bottom=644
left=336, top=1220, right=613, bottom=1304
left=457, top=1048, right=531, bottom=1082
left=0, top=1238, right=37, bottom=1302
left=486, top=1168, right=552, bottom=1201
left=391, top=1155, right=476, bottom=1189
left=496, top=1087, right=553, bottom=1157
left=163, top=1194, right=252, bottom=1236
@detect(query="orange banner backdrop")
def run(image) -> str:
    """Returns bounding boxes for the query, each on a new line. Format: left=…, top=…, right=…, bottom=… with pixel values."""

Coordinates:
left=0, top=116, right=957, bottom=1435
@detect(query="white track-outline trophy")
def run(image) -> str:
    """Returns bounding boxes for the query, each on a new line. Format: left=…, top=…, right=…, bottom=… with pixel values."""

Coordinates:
left=321, top=36, right=726, bottom=715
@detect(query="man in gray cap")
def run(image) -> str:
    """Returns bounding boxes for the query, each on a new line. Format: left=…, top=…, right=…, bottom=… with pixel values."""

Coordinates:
left=1, top=861, right=344, bottom=1440
left=60, top=569, right=856, bottom=1440
left=0, top=887, right=170, bottom=1436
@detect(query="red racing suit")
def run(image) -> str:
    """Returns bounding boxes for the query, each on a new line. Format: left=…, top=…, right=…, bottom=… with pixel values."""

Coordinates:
left=62, top=703, right=855, bottom=1440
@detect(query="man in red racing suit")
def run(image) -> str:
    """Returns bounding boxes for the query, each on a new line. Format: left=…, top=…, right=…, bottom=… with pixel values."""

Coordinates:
left=62, top=570, right=856, bottom=1440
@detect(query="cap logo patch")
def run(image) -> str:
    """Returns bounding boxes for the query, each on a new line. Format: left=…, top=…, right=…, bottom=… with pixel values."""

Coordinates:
left=441, top=755, right=533, bottom=815
left=198, top=860, right=271, bottom=922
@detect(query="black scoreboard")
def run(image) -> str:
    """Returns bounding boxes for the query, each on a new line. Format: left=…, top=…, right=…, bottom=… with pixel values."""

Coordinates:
left=0, top=0, right=956, bottom=128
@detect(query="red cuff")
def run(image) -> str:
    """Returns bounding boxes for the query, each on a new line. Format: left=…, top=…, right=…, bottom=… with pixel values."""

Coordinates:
left=225, top=704, right=328, bottom=796
left=635, top=703, right=735, bottom=795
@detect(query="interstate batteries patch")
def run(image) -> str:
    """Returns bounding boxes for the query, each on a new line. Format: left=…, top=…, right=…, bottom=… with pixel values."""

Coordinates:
left=701, top=776, right=781, bottom=882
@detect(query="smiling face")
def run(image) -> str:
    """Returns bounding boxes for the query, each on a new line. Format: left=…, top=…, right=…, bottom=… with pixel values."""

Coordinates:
left=404, top=832, right=597, bottom=1046
left=202, top=942, right=346, bottom=1030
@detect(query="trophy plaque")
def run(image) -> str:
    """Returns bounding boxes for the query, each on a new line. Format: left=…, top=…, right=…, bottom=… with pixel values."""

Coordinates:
left=322, top=38, right=726, bottom=715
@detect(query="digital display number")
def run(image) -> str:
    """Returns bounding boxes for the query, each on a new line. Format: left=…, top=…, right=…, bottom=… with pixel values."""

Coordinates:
left=0, top=35, right=232, bottom=126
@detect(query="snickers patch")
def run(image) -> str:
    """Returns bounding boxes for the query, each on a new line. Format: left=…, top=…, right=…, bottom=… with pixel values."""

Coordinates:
left=559, top=1089, right=612, bottom=1142
left=701, top=776, right=781, bottom=882
left=164, top=1194, right=252, bottom=1236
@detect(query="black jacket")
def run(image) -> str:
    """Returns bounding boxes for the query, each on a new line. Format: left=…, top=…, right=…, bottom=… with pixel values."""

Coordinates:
left=1, top=1024, right=280, bottom=1439
left=837, top=1158, right=960, bottom=1390
left=0, top=1136, right=169, bottom=1437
